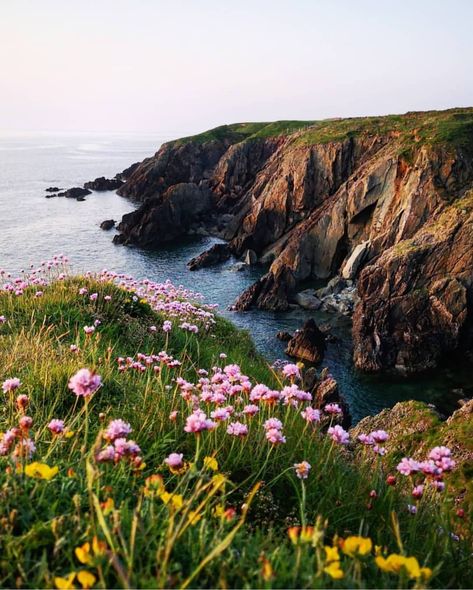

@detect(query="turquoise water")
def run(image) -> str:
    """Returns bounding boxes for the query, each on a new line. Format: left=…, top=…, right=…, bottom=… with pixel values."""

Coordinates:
left=0, top=133, right=470, bottom=422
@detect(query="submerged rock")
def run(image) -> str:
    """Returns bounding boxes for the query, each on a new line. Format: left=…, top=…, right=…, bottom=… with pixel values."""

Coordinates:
left=57, top=187, right=92, bottom=199
left=276, top=330, right=293, bottom=342
left=100, top=219, right=116, bottom=230
left=187, top=243, right=231, bottom=270
left=45, top=186, right=62, bottom=193
left=285, top=319, right=326, bottom=364
left=84, top=176, right=124, bottom=191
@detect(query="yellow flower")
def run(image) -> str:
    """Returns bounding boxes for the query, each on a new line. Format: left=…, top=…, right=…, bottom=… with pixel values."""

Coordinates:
left=24, top=462, right=58, bottom=480
left=100, top=497, right=114, bottom=515
left=65, top=430, right=75, bottom=439
left=144, top=474, right=164, bottom=497
left=342, top=535, right=373, bottom=557
left=324, top=545, right=340, bottom=563
left=77, top=570, right=96, bottom=589
left=75, top=542, right=92, bottom=565
left=160, top=492, right=184, bottom=510
left=375, top=554, right=428, bottom=580
left=211, top=473, right=226, bottom=489
left=259, top=554, right=274, bottom=581
left=91, top=536, right=106, bottom=557
left=213, top=504, right=225, bottom=519
left=54, top=573, right=76, bottom=589
left=324, top=561, right=344, bottom=579
left=203, top=456, right=218, bottom=471
left=188, top=510, right=202, bottom=525
left=287, top=526, right=314, bottom=545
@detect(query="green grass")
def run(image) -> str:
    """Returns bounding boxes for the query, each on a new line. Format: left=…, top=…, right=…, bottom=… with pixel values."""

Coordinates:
left=0, top=276, right=471, bottom=588
left=168, top=108, right=473, bottom=158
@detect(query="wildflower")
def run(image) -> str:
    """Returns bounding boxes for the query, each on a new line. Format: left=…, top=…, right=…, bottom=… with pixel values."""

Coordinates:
left=327, top=425, right=349, bottom=445
left=104, top=295, right=112, bottom=302
left=396, top=457, right=420, bottom=476
left=324, top=403, right=342, bottom=415
left=68, top=368, right=101, bottom=398
left=16, top=394, right=29, bottom=412
left=428, top=446, right=451, bottom=461
left=160, top=492, right=184, bottom=510
left=79, top=287, right=88, bottom=295
left=375, top=554, right=431, bottom=580
left=412, top=484, right=424, bottom=499
left=288, top=526, right=314, bottom=544
left=203, top=456, right=218, bottom=471
left=70, top=344, right=79, bottom=353
left=294, top=461, right=311, bottom=479
left=301, top=407, right=321, bottom=423
left=83, top=326, right=95, bottom=335
left=188, top=510, right=202, bottom=525
left=24, top=462, right=58, bottom=480
left=169, top=410, right=178, bottom=421
left=164, top=452, right=184, bottom=472
left=282, top=363, right=301, bottom=380
left=259, top=554, right=274, bottom=582
left=242, top=404, right=259, bottom=416
left=358, top=433, right=374, bottom=445
left=149, top=325, right=157, bottom=333
left=219, top=353, right=227, bottom=359
left=13, top=438, right=36, bottom=461
left=324, top=561, right=344, bottom=579
left=77, top=571, right=96, bottom=589
left=456, top=508, right=465, bottom=518
left=324, top=545, right=340, bottom=562
left=265, top=428, right=286, bottom=445
left=19, top=416, right=33, bottom=430
left=211, top=407, right=231, bottom=421
left=227, top=421, right=248, bottom=437
left=89, top=293, right=98, bottom=301
left=54, top=573, right=77, bottom=589
left=342, top=535, right=373, bottom=557
left=0, top=315, right=5, bottom=323
left=104, top=419, right=132, bottom=442
left=35, top=290, right=43, bottom=297
left=371, top=429, right=389, bottom=443
left=407, top=504, right=417, bottom=514
left=93, top=319, right=101, bottom=327
left=264, top=418, right=283, bottom=431
left=2, top=377, right=21, bottom=393
left=162, top=320, right=172, bottom=332
left=184, top=410, right=216, bottom=433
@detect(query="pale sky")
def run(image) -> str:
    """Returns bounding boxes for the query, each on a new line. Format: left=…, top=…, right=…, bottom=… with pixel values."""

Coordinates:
left=1, top=0, right=472, bottom=136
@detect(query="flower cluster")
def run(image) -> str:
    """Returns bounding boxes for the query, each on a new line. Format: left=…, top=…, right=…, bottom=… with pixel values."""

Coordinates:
left=96, top=419, right=142, bottom=467
left=396, top=446, right=455, bottom=499
left=117, top=351, right=181, bottom=373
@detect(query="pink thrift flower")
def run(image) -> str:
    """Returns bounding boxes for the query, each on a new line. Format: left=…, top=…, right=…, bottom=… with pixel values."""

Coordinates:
left=324, top=403, right=342, bottom=415
left=2, top=378, right=21, bottom=393
left=16, top=394, right=29, bottom=412
left=242, top=404, right=259, bottom=416
left=282, top=363, right=300, bottom=380
left=294, top=460, right=311, bottom=479
left=265, top=428, right=286, bottom=445
left=428, top=446, right=451, bottom=461
left=90, top=293, right=98, bottom=301
left=105, top=419, right=132, bottom=442
left=431, top=480, right=445, bottom=492
left=211, top=408, right=231, bottom=422
left=184, top=410, right=216, bottom=433
left=19, top=416, right=33, bottom=430
left=83, top=325, right=95, bottom=335
left=397, top=457, right=420, bottom=476
left=301, top=407, right=321, bottom=423
left=169, top=410, right=178, bottom=421
left=164, top=453, right=184, bottom=469
left=371, top=430, right=389, bottom=444
left=162, top=320, right=172, bottom=333
left=412, top=485, right=424, bottom=499
left=358, top=433, right=374, bottom=445
left=227, top=421, right=248, bottom=437
left=68, top=368, right=101, bottom=398
left=327, top=424, right=349, bottom=445
left=48, top=419, right=65, bottom=435
left=407, top=504, right=417, bottom=514
left=264, top=418, right=283, bottom=431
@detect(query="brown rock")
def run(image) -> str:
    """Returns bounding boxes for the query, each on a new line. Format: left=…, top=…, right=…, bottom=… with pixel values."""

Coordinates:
left=285, top=319, right=326, bottom=363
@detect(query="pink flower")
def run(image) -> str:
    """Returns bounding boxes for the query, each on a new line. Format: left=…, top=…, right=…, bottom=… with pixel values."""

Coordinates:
left=0, top=316, right=6, bottom=324
left=104, top=295, right=112, bottom=302
left=104, top=419, right=132, bottom=442
left=327, top=425, right=349, bottom=445
left=397, top=457, right=420, bottom=476
left=149, top=325, right=157, bottom=333
left=324, top=403, right=342, bottom=415
left=407, top=504, right=417, bottom=515
left=242, top=404, right=259, bottom=416
left=48, top=419, right=65, bottom=435
left=96, top=445, right=115, bottom=463
left=114, top=438, right=141, bottom=457
left=164, top=452, right=184, bottom=469
left=227, top=421, right=248, bottom=437
left=184, top=410, right=216, bottom=433
left=162, top=320, right=172, bottom=333
left=211, top=408, right=231, bottom=422
left=370, top=430, right=389, bottom=444
left=264, top=418, right=283, bottom=431
left=265, top=428, right=286, bottom=445
left=301, top=407, right=321, bottom=423
left=2, top=377, right=21, bottom=393
left=90, top=293, right=98, bottom=301
left=169, top=410, right=178, bottom=421
left=68, top=368, right=101, bottom=398
left=19, top=416, right=33, bottom=430
left=79, top=287, right=88, bottom=295
left=431, top=480, right=445, bottom=492
left=412, top=485, right=424, bottom=499
left=358, top=433, right=374, bottom=445
left=428, top=446, right=451, bottom=461
left=282, top=363, right=300, bottom=380
left=16, top=394, right=29, bottom=412
left=219, top=353, right=227, bottom=359
left=83, top=325, right=95, bottom=335
left=70, top=344, right=79, bottom=353
left=294, top=460, right=311, bottom=479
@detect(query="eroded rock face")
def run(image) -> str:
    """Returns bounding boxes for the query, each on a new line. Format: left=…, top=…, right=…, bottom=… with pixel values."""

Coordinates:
left=112, top=111, right=473, bottom=372
left=285, top=319, right=326, bottom=364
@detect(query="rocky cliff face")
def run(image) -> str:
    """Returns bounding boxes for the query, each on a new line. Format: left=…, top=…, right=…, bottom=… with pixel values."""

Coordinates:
left=114, top=110, right=473, bottom=373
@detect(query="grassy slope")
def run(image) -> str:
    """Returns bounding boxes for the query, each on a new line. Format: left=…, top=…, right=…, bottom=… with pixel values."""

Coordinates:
left=0, top=277, right=471, bottom=588
left=168, top=108, right=473, bottom=155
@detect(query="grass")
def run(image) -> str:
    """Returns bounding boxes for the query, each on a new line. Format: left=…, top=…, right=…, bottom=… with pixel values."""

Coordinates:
left=0, top=268, right=471, bottom=588
left=167, top=108, right=473, bottom=158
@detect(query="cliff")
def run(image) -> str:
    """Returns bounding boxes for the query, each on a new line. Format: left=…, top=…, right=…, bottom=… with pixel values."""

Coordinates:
left=114, top=109, right=473, bottom=373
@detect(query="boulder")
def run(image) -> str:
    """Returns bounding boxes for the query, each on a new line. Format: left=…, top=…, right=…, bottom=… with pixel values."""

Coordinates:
left=294, top=289, right=322, bottom=310
left=232, top=266, right=296, bottom=311
left=243, top=249, right=258, bottom=265
left=276, top=331, right=293, bottom=342
left=57, top=187, right=92, bottom=199
left=341, top=240, right=371, bottom=279
left=187, top=243, right=231, bottom=270
left=100, top=219, right=116, bottom=230
left=285, top=319, right=326, bottom=363
left=45, top=186, right=62, bottom=192
left=84, top=177, right=124, bottom=191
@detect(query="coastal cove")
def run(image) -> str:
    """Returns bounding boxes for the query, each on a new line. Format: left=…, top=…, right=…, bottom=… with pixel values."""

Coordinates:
left=1, top=133, right=470, bottom=423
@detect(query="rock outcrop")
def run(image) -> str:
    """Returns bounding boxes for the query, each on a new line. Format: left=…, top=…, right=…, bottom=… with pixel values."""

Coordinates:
left=84, top=177, right=124, bottom=191
left=58, top=187, right=91, bottom=199
left=112, top=109, right=473, bottom=373
left=285, top=319, right=326, bottom=363
left=187, top=243, right=231, bottom=270
left=100, top=219, right=116, bottom=230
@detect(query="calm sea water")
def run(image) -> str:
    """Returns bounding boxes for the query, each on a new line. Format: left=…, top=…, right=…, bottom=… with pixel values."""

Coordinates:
left=0, top=133, right=470, bottom=422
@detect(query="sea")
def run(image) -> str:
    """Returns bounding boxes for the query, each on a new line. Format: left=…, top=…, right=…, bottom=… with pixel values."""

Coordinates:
left=0, top=132, right=470, bottom=422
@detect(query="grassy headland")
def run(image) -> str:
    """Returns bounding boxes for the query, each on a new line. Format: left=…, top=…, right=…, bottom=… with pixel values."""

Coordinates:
left=0, top=257, right=471, bottom=588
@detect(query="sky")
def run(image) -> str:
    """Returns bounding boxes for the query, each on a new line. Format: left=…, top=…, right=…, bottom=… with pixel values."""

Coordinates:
left=1, top=0, right=473, bottom=137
